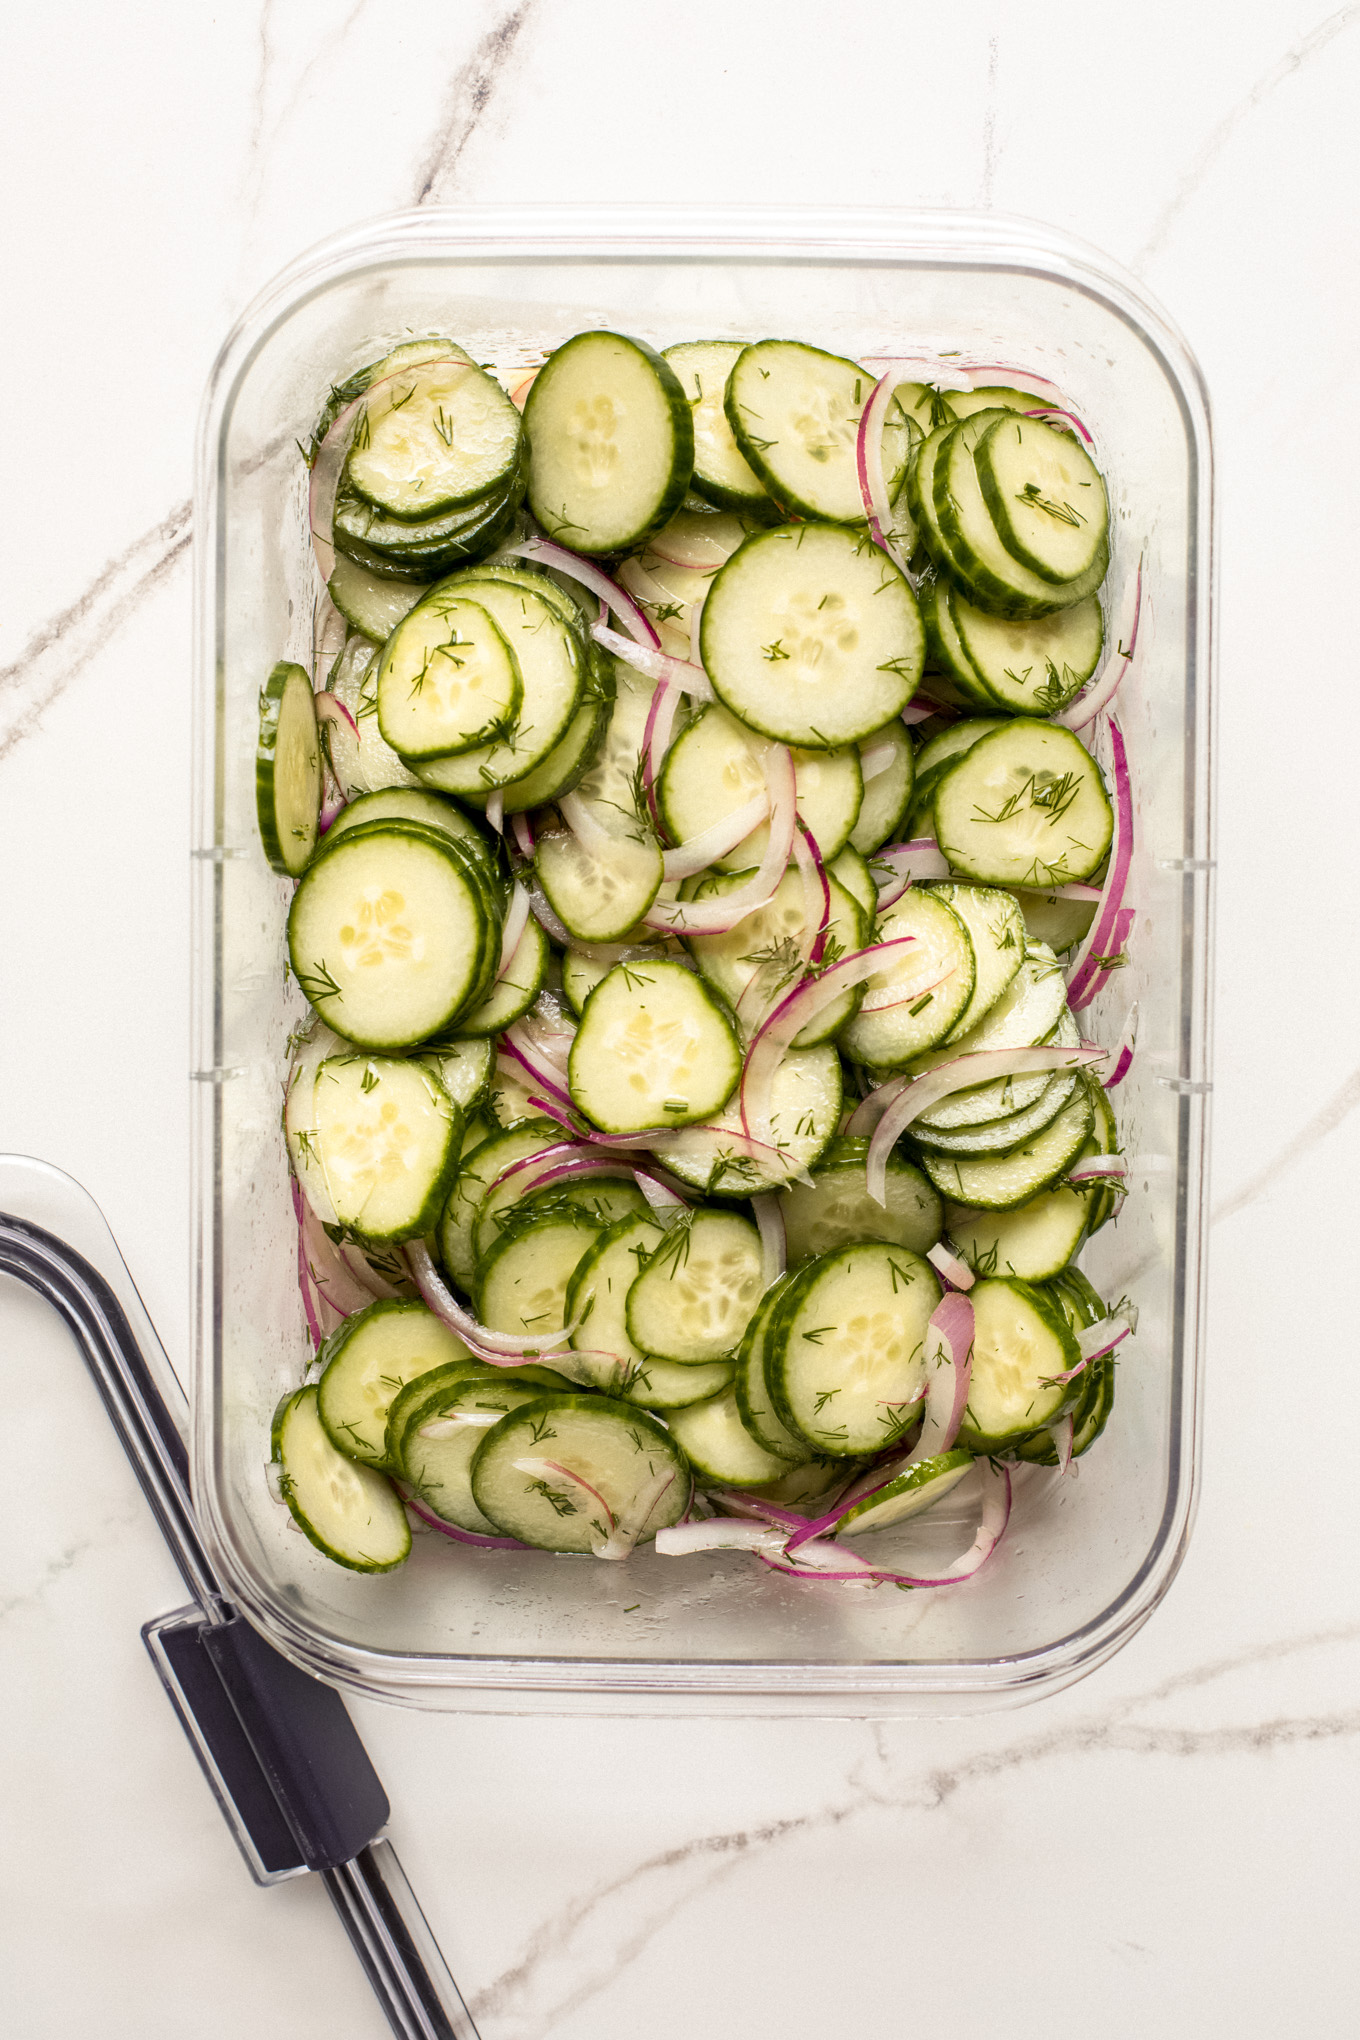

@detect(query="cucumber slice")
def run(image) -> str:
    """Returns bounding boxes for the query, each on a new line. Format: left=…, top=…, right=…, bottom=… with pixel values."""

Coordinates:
left=312, top=1052, right=461, bottom=1241
left=332, top=463, right=525, bottom=579
left=917, top=1083, right=1094, bottom=1210
left=310, top=816, right=504, bottom=1004
left=476, top=1208, right=603, bottom=1343
left=415, top=1036, right=493, bottom=1112
left=411, top=580, right=584, bottom=793
left=401, top=1375, right=547, bottom=1532
left=437, top=1118, right=563, bottom=1288
left=273, top=1387, right=411, bottom=1573
left=934, top=720, right=1113, bottom=887
left=289, top=824, right=494, bottom=1047
left=829, top=844, right=876, bottom=921
left=836, top=1448, right=975, bottom=1535
left=926, top=882, right=1027, bottom=1042
left=625, top=1208, right=765, bottom=1363
left=347, top=354, right=522, bottom=522
left=945, top=386, right=1046, bottom=421
left=384, top=1357, right=492, bottom=1466
left=321, top=786, right=500, bottom=886
left=975, top=414, right=1109, bottom=586
left=256, top=662, right=321, bottom=876
left=318, top=1299, right=472, bottom=1465
left=700, top=523, right=923, bottom=749
left=935, top=413, right=1110, bottom=619
left=306, top=338, right=474, bottom=461
left=325, top=639, right=422, bottom=796
left=914, top=714, right=1009, bottom=782
left=917, top=571, right=999, bottom=708
left=667, top=1385, right=794, bottom=1487
left=536, top=818, right=664, bottom=944
left=562, top=940, right=674, bottom=1018
left=769, top=1242, right=941, bottom=1456
left=284, top=1018, right=348, bottom=1225
left=945, top=1175, right=1090, bottom=1281
left=626, top=1356, right=735, bottom=1411
left=840, top=886, right=976, bottom=1068
left=328, top=554, right=431, bottom=640
left=956, top=1276, right=1082, bottom=1450
left=1010, top=882, right=1099, bottom=956
left=910, top=1068, right=1078, bottom=1157
left=910, top=959, right=1072, bottom=1128
left=733, top=1273, right=809, bottom=1462
left=849, top=720, right=914, bottom=854
left=724, top=342, right=913, bottom=523
left=375, top=594, right=522, bottom=760
left=483, top=643, right=615, bottom=815
left=452, top=912, right=549, bottom=1038
left=659, top=1041, right=841, bottom=1196
left=780, top=1137, right=942, bottom=1266
left=684, top=866, right=867, bottom=1047
left=524, top=330, right=693, bottom=553
left=568, top=959, right=742, bottom=1135
left=662, top=341, right=773, bottom=516
left=953, top=587, right=1103, bottom=716
left=660, top=703, right=863, bottom=871
left=470, top=1121, right=591, bottom=1264
left=566, top=1212, right=665, bottom=1377
left=470, top=1395, right=689, bottom=1552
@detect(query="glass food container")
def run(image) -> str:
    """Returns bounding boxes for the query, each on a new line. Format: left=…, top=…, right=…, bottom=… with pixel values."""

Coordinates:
left=192, top=207, right=1213, bottom=1715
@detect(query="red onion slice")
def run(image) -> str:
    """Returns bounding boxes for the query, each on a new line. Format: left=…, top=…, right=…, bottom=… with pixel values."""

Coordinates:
left=661, top=792, right=768, bottom=881
left=1051, top=1415, right=1075, bottom=1475
left=871, top=837, right=952, bottom=907
left=503, top=540, right=659, bottom=649
left=655, top=1520, right=788, bottom=1556
left=643, top=744, right=797, bottom=934
left=513, top=1455, right=616, bottom=1532
left=1023, top=406, right=1096, bottom=447
left=640, top=673, right=682, bottom=833
left=592, top=1465, right=678, bottom=1560
left=790, top=824, right=831, bottom=968
left=404, top=1490, right=528, bottom=1549
left=506, top=1009, right=575, bottom=1074
left=740, top=937, right=918, bottom=1144
left=927, top=1241, right=975, bottom=1291
left=1065, top=715, right=1133, bottom=1011
left=1104, top=1002, right=1139, bottom=1089
left=1047, top=1308, right=1136, bottom=1384
left=859, top=740, right=898, bottom=783
left=862, top=1044, right=1107, bottom=1206
left=485, top=789, right=504, bottom=833
left=750, top=1194, right=787, bottom=1288
left=1081, top=905, right=1136, bottom=1007
left=496, top=880, right=531, bottom=980
left=1065, top=1156, right=1128, bottom=1186
left=855, top=368, right=916, bottom=575
left=1056, top=556, right=1143, bottom=732
left=758, top=1457, right=1012, bottom=1588
left=902, top=700, right=939, bottom=725
left=405, top=1238, right=586, bottom=1362
left=591, top=620, right=714, bottom=700
left=510, top=811, right=535, bottom=861
left=313, top=690, right=359, bottom=740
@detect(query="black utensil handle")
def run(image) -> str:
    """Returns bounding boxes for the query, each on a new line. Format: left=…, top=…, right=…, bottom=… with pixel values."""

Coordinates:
left=0, top=1203, right=481, bottom=2040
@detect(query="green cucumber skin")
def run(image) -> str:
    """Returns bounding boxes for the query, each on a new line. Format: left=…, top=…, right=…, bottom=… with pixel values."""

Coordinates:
left=273, top=1387, right=412, bottom=1574
left=954, top=1277, right=1084, bottom=1453
left=256, top=661, right=321, bottom=877
left=524, top=332, right=694, bottom=555
left=933, top=420, right=1111, bottom=622
left=973, top=414, right=1109, bottom=588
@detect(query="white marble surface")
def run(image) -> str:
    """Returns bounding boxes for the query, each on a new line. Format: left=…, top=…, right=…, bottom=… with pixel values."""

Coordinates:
left=3, top=2, right=1359, bottom=2033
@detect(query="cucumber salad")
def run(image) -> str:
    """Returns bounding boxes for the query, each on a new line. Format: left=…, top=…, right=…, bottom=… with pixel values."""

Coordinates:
left=260, top=329, right=1142, bottom=1588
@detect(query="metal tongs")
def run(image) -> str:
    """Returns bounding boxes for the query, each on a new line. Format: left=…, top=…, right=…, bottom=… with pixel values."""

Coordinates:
left=0, top=1159, right=479, bottom=2040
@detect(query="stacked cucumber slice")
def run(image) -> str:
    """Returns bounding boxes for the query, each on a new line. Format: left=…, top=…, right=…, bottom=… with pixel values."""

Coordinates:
left=261, top=327, right=1136, bottom=1583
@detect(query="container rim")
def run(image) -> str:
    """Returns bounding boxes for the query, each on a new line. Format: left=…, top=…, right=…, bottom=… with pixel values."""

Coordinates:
left=191, top=205, right=1213, bottom=1714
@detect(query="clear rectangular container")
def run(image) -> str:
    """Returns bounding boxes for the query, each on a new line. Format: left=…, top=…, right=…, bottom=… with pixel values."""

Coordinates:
left=191, top=207, right=1213, bottom=1715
